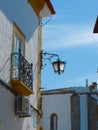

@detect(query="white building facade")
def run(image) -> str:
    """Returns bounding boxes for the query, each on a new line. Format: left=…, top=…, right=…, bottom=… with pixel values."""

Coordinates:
left=41, top=85, right=98, bottom=130
left=0, top=0, right=55, bottom=130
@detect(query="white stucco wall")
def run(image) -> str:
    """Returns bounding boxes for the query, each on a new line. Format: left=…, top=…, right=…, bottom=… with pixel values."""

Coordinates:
left=41, top=93, right=72, bottom=130
left=0, top=10, right=13, bottom=82
left=0, top=82, right=38, bottom=130
left=26, top=28, right=39, bottom=109
left=0, top=83, right=23, bottom=130
left=0, top=0, right=39, bottom=83
left=0, top=0, right=38, bottom=41
left=41, top=87, right=98, bottom=130
left=0, top=0, right=40, bottom=130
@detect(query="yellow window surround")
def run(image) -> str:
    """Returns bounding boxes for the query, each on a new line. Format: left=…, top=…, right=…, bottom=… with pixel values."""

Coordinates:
left=12, top=22, right=26, bottom=56
left=11, top=23, right=34, bottom=96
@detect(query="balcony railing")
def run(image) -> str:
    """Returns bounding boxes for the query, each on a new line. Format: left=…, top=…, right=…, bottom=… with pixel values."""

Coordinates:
left=10, top=53, right=33, bottom=96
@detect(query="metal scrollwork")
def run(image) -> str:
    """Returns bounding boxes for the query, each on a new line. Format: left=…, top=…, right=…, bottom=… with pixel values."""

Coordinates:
left=11, top=53, right=33, bottom=90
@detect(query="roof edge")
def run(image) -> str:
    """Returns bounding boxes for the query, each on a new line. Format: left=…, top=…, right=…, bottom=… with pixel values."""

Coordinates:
left=41, top=89, right=75, bottom=95
left=46, top=0, right=56, bottom=15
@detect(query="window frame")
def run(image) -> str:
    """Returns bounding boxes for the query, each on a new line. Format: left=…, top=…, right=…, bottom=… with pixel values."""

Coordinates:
left=12, top=23, right=26, bottom=56
left=50, top=113, right=58, bottom=130
left=11, top=23, right=26, bottom=79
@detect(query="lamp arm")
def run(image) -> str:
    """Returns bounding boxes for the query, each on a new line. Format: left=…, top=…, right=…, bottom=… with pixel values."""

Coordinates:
left=42, top=51, right=59, bottom=61
left=41, top=51, right=66, bottom=75
left=41, top=51, right=59, bottom=69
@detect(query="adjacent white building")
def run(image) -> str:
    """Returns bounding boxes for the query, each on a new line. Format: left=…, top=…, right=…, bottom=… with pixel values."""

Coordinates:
left=41, top=83, right=98, bottom=130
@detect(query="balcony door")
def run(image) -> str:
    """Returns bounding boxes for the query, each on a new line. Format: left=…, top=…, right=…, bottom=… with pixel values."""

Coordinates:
left=13, top=23, right=25, bottom=56
left=14, top=33, right=24, bottom=55
left=13, top=34, right=24, bottom=78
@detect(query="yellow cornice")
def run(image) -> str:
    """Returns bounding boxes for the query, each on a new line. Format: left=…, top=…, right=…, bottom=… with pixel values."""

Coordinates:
left=29, top=0, right=44, bottom=16
left=28, top=0, right=55, bottom=16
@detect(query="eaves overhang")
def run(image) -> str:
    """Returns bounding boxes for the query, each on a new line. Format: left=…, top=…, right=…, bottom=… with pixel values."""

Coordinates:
left=28, top=0, right=55, bottom=17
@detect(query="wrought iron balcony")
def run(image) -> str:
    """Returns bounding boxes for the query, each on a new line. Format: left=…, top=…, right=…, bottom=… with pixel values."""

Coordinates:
left=10, top=53, right=34, bottom=96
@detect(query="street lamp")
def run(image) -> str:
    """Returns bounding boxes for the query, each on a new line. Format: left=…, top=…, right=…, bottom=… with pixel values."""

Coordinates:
left=42, top=51, right=66, bottom=75
left=52, top=59, right=65, bottom=75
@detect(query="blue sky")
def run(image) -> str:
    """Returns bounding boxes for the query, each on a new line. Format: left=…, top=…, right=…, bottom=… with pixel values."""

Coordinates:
left=41, top=0, right=98, bottom=89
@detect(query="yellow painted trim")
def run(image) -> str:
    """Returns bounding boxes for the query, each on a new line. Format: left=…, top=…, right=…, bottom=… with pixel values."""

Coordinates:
left=12, top=23, right=26, bottom=57
left=11, top=23, right=34, bottom=97
left=28, top=0, right=55, bottom=16
left=37, top=17, right=42, bottom=130
left=28, top=0, right=45, bottom=16
left=10, top=79, right=34, bottom=96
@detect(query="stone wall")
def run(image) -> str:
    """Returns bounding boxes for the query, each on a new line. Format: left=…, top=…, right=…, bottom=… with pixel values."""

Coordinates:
left=71, top=94, right=80, bottom=130
left=88, top=95, right=98, bottom=130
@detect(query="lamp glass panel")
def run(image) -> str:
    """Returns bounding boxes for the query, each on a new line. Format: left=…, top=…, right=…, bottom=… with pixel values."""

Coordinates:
left=53, top=62, right=59, bottom=72
left=59, top=62, right=65, bottom=72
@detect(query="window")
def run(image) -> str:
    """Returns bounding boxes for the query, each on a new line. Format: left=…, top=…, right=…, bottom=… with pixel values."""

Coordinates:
left=14, top=33, right=24, bottom=54
left=12, top=23, right=25, bottom=56
left=50, top=113, right=58, bottom=130
left=12, top=23, right=26, bottom=79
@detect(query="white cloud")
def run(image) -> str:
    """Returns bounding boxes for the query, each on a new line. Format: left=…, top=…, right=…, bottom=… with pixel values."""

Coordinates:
left=42, top=23, right=98, bottom=50
left=64, top=73, right=98, bottom=87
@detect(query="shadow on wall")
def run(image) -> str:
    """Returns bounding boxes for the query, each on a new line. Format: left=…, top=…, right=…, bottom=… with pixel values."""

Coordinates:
left=0, top=0, right=38, bottom=41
